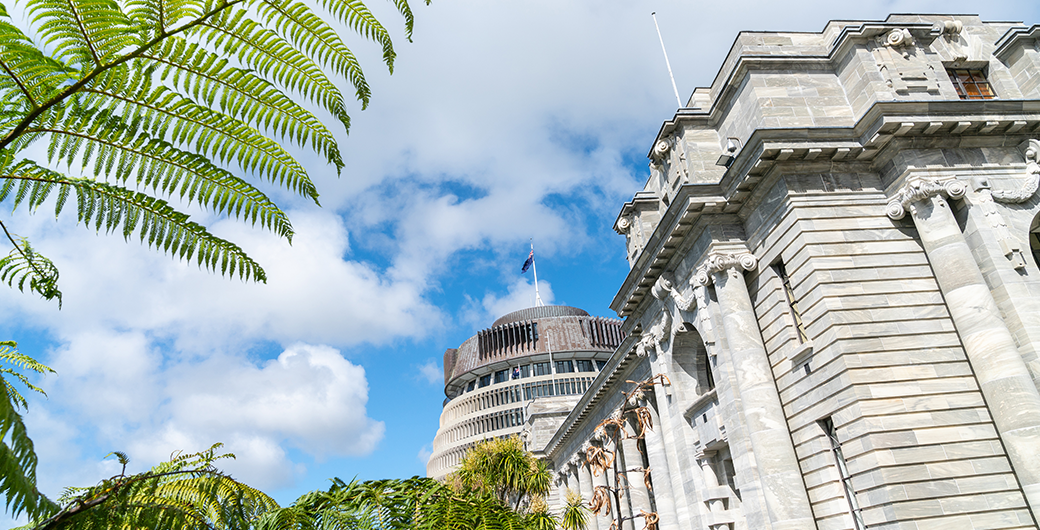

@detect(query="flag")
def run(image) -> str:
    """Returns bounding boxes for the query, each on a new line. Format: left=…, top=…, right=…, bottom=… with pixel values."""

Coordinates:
left=521, top=249, right=534, bottom=274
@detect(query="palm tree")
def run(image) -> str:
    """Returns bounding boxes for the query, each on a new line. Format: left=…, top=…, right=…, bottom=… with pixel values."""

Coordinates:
left=0, top=0, right=426, bottom=303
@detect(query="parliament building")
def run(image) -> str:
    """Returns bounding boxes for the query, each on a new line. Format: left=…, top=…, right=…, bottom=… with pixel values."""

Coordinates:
left=429, top=14, right=1040, bottom=530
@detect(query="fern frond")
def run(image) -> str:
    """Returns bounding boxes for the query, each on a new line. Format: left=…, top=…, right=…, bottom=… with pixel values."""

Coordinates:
left=0, top=231, right=62, bottom=306
left=35, top=445, right=278, bottom=530
left=80, top=72, right=318, bottom=196
left=0, top=343, right=58, bottom=521
left=313, top=0, right=395, bottom=73
left=256, top=0, right=372, bottom=108
left=1, top=163, right=270, bottom=281
left=22, top=112, right=300, bottom=237
left=0, top=14, right=75, bottom=109
left=195, top=8, right=352, bottom=130
left=27, top=0, right=140, bottom=67
left=140, top=37, right=341, bottom=165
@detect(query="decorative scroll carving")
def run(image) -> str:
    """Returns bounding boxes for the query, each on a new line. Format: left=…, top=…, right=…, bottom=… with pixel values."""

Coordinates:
left=652, top=138, right=671, bottom=161
left=993, top=139, right=1040, bottom=204
left=692, top=252, right=759, bottom=286
left=881, top=28, right=915, bottom=49
left=635, top=309, right=671, bottom=357
left=651, top=274, right=694, bottom=312
left=615, top=216, right=632, bottom=233
left=886, top=177, right=967, bottom=220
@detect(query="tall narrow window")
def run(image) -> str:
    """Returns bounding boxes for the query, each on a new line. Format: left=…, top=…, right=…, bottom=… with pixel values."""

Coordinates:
left=819, top=417, right=865, bottom=530
left=774, top=262, right=809, bottom=343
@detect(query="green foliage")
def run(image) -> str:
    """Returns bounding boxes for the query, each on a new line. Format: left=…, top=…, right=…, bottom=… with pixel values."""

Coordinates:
left=27, top=444, right=278, bottom=530
left=0, top=342, right=57, bottom=522
left=451, top=435, right=551, bottom=510
left=258, top=475, right=577, bottom=530
left=0, top=0, right=427, bottom=302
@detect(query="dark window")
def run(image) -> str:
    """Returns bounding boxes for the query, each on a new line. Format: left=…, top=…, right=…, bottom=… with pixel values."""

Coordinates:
left=478, top=374, right=491, bottom=388
left=519, top=364, right=531, bottom=378
left=596, top=360, right=607, bottom=370
left=774, top=262, right=809, bottom=343
left=494, top=370, right=508, bottom=384
left=705, top=354, right=716, bottom=391
left=948, top=69, right=995, bottom=100
left=466, top=380, right=476, bottom=392
left=820, top=417, right=865, bottom=530
left=533, top=362, right=552, bottom=376
left=576, top=359, right=595, bottom=372
left=555, top=360, right=574, bottom=374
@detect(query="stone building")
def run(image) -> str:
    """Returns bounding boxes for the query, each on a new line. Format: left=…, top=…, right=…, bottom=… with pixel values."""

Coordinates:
left=539, top=13, right=1040, bottom=530
left=426, top=305, right=623, bottom=480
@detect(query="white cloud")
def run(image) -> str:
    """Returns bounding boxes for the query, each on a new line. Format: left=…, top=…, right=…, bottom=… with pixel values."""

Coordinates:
left=33, top=340, right=382, bottom=491
left=417, top=444, right=433, bottom=466
left=459, top=278, right=556, bottom=329
left=416, top=359, right=442, bottom=385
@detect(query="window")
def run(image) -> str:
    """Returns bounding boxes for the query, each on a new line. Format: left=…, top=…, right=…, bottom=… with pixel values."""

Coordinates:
left=576, top=359, right=595, bottom=372
left=596, top=360, right=607, bottom=370
left=774, top=262, right=809, bottom=343
left=494, top=370, right=508, bottom=384
left=948, top=69, right=995, bottom=100
left=519, top=364, right=531, bottom=378
left=478, top=374, right=491, bottom=388
left=555, top=360, right=574, bottom=374
left=533, top=362, right=552, bottom=376
left=820, top=417, right=865, bottom=530
left=466, top=380, right=476, bottom=392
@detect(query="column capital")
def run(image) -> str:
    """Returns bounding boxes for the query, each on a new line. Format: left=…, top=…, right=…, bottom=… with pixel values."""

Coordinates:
left=886, top=176, right=967, bottom=220
left=693, top=251, right=758, bottom=286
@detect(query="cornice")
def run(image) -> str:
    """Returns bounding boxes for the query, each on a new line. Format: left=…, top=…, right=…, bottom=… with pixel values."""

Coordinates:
left=994, top=24, right=1040, bottom=61
left=612, top=100, right=1040, bottom=318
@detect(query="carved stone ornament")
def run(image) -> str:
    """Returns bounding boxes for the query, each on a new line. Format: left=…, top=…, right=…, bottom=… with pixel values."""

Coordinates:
left=568, top=455, right=580, bottom=469
left=651, top=273, right=695, bottom=311
left=881, top=28, right=915, bottom=48
left=652, top=138, right=672, bottom=161
left=616, top=215, right=632, bottom=234
left=886, top=177, right=967, bottom=220
left=935, top=19, right=963, bottom=36
left=993, top=139, right=1040, bottom=204
left=692, top=252, right=759, bottom=286
left=635, top=309, right=671, bottom=357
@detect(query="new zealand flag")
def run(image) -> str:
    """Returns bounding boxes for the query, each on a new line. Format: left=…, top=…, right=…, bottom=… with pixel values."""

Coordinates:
left=521, top=249, right=534, bottom=274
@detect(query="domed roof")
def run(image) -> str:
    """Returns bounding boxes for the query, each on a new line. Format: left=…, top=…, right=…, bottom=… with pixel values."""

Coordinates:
left=491, top=305, right=590, bottom=327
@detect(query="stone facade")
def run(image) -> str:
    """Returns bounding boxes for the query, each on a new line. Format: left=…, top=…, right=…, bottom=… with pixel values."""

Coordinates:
left=542, top=14, right=1040, bottom=530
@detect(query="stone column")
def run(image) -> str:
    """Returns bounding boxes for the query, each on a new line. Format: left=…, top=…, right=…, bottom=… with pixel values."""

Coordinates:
left=888, top=177, right=1040, bottom=515
left=578, top=451, right=601, bottom=530
left=699, top=452, right=725, bottom=515
left=695, top=251, right=817, bottom=530
left=603, top=434, right=635, bottom=530
left=565, top=461, right=580, bottom=511
left=588, top=441, right=615, bottom=530
left=621, top=414, right=652, bottom=521
left=639, top=396, right=680, bottom=530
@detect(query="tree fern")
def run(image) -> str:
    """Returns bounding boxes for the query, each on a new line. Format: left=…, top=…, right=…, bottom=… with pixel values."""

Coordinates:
left=0, top=0, right=428, bottom=303
left=28, top=444, right=278, bottom=530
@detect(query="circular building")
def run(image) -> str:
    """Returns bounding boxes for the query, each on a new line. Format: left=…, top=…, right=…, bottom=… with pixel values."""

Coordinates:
left=426, top=305, right=623, bottom=480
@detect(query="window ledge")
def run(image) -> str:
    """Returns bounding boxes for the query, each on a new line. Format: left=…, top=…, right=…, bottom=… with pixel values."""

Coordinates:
left=788, top=341, right=814, bottom=367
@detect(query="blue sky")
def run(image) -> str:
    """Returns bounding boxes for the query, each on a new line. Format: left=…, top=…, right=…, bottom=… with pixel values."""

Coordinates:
left=2, top=0, right=1039, bottom=513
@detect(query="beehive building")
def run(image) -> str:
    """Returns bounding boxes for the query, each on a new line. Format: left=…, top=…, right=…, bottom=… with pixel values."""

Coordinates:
left=426, top=305, right=623, bottom=480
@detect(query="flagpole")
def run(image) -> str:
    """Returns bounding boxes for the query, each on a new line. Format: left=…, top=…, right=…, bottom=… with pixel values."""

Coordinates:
left=530, top=240, right=543, bottom=307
